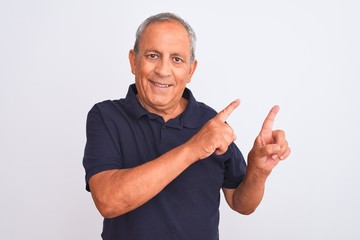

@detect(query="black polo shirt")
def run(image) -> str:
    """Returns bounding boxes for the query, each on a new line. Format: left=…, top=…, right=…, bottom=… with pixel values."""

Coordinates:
left=83, top=84, right=246, bottom=240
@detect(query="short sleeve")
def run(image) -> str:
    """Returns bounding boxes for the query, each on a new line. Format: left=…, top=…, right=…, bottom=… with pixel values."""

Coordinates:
left=222, top=143, right=247, bottom=189
left=82, top=104, right=123, bottom=191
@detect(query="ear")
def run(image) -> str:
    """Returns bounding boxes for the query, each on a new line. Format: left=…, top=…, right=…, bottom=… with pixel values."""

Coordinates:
left=187, top=60, right=198, bottom=83
left=128, top=50, right=136, bottom=75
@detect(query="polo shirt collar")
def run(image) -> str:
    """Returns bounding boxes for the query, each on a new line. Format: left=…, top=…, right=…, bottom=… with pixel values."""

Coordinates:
left=123, top=84, right=199, bottom=129
left=123, top=84, right=148, bottom=119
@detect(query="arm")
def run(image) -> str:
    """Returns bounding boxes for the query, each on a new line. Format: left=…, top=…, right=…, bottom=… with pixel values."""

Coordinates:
left=223, top=105, right=291, bottom=215
left=89, top=142, right=196, bottom=218
left=89, top=100, right=241, bottom=218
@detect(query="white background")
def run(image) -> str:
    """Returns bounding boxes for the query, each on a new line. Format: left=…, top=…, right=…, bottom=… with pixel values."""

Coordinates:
left=1, top=0, right=359, bottom=239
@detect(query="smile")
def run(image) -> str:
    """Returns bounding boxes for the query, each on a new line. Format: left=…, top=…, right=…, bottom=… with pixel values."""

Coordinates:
left=149, top=80, right=173, bottom=88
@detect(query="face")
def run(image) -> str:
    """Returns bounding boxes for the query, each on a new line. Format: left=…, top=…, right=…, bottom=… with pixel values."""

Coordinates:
left=129, top=21, right=197, bottom=118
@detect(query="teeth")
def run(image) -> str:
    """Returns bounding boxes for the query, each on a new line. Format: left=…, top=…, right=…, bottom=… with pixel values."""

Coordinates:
left=151, top=81, right=171, bottom=88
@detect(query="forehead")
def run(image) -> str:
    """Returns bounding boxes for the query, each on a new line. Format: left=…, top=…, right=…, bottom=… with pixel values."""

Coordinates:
left=138, top=21, right=191, bottom=54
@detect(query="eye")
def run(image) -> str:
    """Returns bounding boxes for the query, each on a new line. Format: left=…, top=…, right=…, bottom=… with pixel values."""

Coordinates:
left=173, top=57, right=183, bottom=63
left=147, top=54, right=158, bottom=59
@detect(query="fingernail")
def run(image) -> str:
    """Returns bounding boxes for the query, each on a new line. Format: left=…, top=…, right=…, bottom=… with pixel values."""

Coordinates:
left=272, top=154, right=278, bottom=160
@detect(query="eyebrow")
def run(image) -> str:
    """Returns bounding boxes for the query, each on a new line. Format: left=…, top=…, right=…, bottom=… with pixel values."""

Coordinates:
left=145, top=49, right=188, bottom=60
left=145, top=49, right=162, bottom=55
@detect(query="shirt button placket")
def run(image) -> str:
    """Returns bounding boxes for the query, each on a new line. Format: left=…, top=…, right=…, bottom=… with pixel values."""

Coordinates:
left=159, top=124, right=168, bottom=154
left=160, top=124, right=167, bottom=143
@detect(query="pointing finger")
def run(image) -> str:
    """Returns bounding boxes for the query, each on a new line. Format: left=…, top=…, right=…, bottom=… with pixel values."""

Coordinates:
left=260, top=105, right=280, bottom=136
left=217, top=99, right=240, bottom=122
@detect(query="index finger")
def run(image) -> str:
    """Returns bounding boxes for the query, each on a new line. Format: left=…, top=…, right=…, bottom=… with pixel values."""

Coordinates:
left=260, top=105, right=280, bottom=135
left=217, top=99, right=241, bottom=122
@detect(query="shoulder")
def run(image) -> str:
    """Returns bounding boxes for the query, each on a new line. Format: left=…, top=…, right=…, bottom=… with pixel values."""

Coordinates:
left=86, top=99, right=125, bottom=121
left=185, top=88, right=217, bottom=121
left=196, top=101, right=218, bottom=121
left=197, top=101, right=217, bottom=115
left=92, top=99, right=122, bottom=110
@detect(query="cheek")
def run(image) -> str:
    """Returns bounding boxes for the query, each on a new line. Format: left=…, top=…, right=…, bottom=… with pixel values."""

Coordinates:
left=176, top=69, right=192, bottom=84
left=139, top=62, right=155, bottom=76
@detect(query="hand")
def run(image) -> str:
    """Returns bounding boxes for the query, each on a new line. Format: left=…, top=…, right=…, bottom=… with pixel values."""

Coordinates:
left=248, top=106, right=291, bottom=175
left=189, top=99, right=240, bottom=160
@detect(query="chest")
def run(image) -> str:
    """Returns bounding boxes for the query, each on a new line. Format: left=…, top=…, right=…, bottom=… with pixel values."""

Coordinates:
left=111, top=117, right=227, bottom=190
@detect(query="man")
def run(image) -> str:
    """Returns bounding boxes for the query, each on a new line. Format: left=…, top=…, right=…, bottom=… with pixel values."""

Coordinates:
left=83, top=12, right=290, bottom=240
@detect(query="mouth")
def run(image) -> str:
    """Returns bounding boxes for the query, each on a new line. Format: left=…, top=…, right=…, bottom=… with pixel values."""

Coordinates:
left=149, top=80, right=173, bottom=88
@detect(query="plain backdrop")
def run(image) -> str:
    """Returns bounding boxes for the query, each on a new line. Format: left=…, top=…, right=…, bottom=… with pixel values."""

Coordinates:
left=1, top=0, right=359, bottom=239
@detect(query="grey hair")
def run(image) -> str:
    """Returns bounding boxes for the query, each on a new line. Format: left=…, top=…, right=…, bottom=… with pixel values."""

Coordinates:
left=133, top=12, right=197, bottom=62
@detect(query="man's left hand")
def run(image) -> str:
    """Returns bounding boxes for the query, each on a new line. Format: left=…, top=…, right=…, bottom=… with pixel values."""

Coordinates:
left=247, top=105, right=291, bottom=175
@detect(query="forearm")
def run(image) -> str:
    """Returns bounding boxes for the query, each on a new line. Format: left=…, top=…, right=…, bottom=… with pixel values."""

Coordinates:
left=231, top=169, right=269, bottom=215
left=89, top=143, right=197, bottom=218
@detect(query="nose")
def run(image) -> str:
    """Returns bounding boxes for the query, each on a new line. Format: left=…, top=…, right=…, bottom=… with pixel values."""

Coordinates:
left=155, top=58, right=171, bottom=77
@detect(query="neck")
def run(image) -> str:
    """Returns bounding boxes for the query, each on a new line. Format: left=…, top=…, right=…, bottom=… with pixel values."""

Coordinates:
left=137, top=97, right=188, bottom=122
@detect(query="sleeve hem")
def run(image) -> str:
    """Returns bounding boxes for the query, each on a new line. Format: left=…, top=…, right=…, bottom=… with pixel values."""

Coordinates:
left=85, top=164, right=122, bottom=192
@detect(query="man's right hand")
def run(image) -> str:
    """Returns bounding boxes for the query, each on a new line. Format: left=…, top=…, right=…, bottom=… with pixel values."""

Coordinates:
left=187, top=99, right=240, bottom=160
